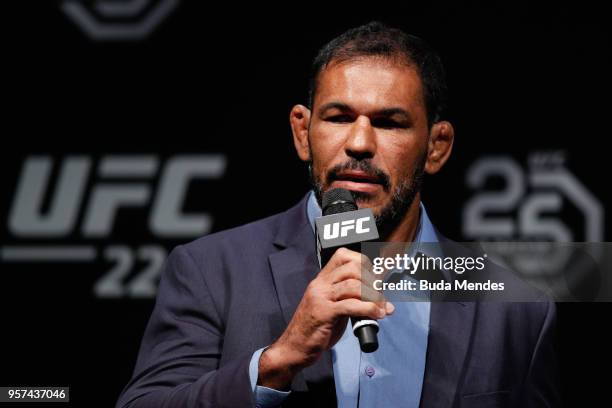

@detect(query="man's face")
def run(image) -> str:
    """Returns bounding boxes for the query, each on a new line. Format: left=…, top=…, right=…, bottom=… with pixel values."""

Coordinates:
left=307, top=57, right=430, bottom=228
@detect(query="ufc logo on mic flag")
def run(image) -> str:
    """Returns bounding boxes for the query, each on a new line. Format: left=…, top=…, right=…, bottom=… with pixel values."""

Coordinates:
left=315, top=208, right=379, bottom=249
left=323, top=217, right=371, bottom=239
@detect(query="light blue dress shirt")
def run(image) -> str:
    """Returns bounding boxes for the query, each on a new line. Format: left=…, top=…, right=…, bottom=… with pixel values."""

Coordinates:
left=249, top=191, right=436, bottom=407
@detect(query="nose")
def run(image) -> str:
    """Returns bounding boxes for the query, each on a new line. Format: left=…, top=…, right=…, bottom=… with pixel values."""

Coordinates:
left=344, top=115, right=377, bottom=160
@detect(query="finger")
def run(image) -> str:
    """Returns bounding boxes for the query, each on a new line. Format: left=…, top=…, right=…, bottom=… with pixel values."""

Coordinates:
left=328, top=262, right=361, bottom=284
left=327, top=255, right=375, bottom=285
left=319, top=248, right=362, bottom=277
left=332, top=279, right=386, bottom=305
left=334, top=298, right=388, bottom=320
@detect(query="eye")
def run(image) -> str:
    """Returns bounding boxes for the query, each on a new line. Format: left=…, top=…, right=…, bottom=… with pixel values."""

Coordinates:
left=371, top=118, right=408, bottom=129
left=326, top=114, right=354, bottom=123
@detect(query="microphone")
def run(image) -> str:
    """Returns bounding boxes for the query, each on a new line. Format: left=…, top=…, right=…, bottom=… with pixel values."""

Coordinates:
left=314, top=188, right=381, bottom=353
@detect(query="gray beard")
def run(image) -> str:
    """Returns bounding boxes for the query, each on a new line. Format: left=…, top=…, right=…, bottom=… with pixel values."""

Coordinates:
left=308, top=153, right=426, bottom=239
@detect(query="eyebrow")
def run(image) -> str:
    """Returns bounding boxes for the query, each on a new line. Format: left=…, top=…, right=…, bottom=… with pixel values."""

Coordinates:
left=318, top=102, right=412, bottom=122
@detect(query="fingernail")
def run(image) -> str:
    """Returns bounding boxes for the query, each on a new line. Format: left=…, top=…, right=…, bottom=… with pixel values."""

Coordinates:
left=386, top=302, right=395, bottom=314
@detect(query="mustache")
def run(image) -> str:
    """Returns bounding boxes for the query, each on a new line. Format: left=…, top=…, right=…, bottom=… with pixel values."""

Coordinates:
left=326, top=159, right=391, bottom=191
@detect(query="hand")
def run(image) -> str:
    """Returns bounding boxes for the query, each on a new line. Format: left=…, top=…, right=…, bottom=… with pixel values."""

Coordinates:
left=258, top=247, right=394, bottom=390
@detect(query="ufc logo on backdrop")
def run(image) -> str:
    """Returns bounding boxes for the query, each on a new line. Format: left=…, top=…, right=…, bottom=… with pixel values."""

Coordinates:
left=323, top=217, right=371, bottom=240
left=1, top=154, right=226, bottom=299
left=8, top=155, right=225, bottom=238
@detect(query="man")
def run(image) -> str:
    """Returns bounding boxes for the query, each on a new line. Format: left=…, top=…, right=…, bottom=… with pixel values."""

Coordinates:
left=116, top=22, right=559, bottom=407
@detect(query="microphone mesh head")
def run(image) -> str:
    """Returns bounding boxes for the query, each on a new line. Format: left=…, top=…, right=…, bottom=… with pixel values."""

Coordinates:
left=322, top=188, right=357, bottom=215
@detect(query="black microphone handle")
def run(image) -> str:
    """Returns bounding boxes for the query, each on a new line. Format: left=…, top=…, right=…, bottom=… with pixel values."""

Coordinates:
left=318, top=188, right=380, bottom=353
left=350, top=317, right=379, bottom=353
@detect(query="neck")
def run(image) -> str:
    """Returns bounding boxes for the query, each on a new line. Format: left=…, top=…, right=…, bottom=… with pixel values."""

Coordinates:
left=382, top=193, right=422, bottom=243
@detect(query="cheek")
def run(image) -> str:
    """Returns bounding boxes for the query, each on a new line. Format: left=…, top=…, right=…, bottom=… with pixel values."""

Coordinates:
left=309, top=125, right=346, bottom=166
left=379, top=137, right=426, bottom=184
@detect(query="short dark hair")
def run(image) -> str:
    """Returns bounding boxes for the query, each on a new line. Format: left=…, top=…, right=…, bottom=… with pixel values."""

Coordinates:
left=308, top=21, right=447, bottom=126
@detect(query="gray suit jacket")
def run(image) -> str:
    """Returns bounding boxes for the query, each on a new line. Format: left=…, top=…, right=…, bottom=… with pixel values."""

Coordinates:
left=116, top=193, right=559, bottom=407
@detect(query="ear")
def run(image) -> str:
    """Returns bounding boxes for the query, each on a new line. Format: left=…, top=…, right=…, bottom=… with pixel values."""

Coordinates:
left=290, top=104, right=311, bottom=162
left=425, top=120, right=454, bottom=175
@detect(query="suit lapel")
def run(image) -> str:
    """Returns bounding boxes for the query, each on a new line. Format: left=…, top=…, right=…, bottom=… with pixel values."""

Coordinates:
left=267, top=195, right=335, bottom=395
left=419, top=301, right=476, bottom=407
left=419, top=231, right=477, bottom=407
left=268, top=224, right=318, bottom=326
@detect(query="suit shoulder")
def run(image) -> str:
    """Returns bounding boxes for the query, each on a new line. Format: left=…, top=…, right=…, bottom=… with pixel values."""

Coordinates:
left=180, top=210, right=286, bottom=256
left=179, top=194, right=309, bottom=256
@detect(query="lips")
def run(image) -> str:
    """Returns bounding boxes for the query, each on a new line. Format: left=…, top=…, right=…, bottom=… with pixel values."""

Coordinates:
left=330, top=171, right=384, bottom=193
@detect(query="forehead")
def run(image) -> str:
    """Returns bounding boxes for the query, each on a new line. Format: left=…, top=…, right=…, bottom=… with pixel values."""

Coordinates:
left=314, top=57, right=425, bottom=112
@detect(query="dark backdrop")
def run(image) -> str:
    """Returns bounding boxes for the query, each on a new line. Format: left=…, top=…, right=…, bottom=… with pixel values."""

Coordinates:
left=1, top=1, right=610, bottom=406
